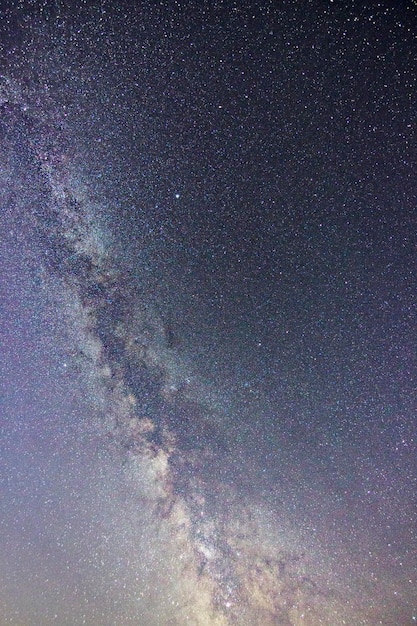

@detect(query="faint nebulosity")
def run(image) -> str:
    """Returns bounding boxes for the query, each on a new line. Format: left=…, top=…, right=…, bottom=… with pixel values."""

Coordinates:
left=0, top=1, right=416, bottom=625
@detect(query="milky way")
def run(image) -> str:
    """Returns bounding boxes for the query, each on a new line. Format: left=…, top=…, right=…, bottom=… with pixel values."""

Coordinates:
left=0, top=2, right=416, bottom=625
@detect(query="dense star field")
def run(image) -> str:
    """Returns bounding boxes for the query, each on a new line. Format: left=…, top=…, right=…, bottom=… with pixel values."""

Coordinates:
left=0, top=1, right=416, bottom=624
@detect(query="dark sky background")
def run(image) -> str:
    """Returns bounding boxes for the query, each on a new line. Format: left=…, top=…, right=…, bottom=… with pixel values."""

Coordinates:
left=0, top=1, right=416, bottom=625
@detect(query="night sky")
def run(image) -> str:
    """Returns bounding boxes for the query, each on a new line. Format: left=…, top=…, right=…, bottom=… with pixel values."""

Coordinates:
left=0, top=1, right=416, bottom=624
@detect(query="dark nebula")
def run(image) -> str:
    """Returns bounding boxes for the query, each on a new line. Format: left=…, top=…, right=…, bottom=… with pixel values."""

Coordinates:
left=0, top=2, right=416, bottom=624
